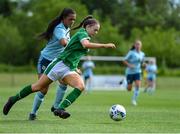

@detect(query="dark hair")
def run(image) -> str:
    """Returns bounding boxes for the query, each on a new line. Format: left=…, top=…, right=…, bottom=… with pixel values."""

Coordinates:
left=71, top=15, right=99, bottom=30
left=130, top=45, right=135, bottom=50
left=37, top=8, right=76, bottom=40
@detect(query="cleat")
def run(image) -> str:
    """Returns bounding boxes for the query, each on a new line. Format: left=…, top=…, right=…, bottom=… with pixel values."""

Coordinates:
left=51, top=106, right=56, bottom=112
left=29, top=113, right=37, bottom=120
left=54, top=109, right=70, bottom=119
left=3, top=97, right=15, bottom=115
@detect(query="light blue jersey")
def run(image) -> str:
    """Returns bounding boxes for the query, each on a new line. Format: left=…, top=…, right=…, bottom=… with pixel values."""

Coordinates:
left=146, top=64, right=157, bottom=80
left=82, top=61, right=95, bottom=77
left=124, top=50, right=145, bottom=75
left=41, top=23, right=70, bottom=61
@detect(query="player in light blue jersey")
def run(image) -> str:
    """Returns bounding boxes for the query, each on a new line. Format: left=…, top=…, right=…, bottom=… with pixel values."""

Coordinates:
left=144, top=60, right=157, bottom=94
left=29, top=8, right=76, bottom=120
left=123, top=40, right=145, bottom=106
left=82, top=56, right=95, bottom=92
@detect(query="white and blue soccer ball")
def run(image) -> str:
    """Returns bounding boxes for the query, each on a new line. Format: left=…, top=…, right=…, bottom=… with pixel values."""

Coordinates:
left=109, top=104, right=126, bottom=121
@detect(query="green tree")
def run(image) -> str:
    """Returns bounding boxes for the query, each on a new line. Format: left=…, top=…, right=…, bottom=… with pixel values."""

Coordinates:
left=0, top=16, right=24, bottom=65
left=131, top=27, right=180, bottom=67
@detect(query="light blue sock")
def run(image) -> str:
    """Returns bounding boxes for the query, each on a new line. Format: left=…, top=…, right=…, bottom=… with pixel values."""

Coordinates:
left=53, top=84, right=67, bottom=109
left=132, top=86, right=139, bottom=101
left=31, top=91, right=44, bottom=115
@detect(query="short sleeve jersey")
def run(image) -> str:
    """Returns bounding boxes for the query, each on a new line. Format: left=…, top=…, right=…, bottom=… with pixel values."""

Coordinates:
left=124, top=50, right=145, bottom=75
left=57, top=28, right=90, bottom=70
left=146, top=64, right=157, bottom=79
left=41, top=23, right=70, bottom=61
left=82, top=60, right=95, bottom=76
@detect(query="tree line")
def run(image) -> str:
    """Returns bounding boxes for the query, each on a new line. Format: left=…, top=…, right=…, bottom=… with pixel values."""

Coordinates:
left=0, top=0, right=180, bottom=68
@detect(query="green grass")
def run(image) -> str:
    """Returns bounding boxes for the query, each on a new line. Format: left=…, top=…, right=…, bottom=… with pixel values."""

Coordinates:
left=0, top=74, right=180, bottom=133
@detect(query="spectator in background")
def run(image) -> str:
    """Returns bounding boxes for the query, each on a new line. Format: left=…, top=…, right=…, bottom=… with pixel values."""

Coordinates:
left=82, top=56, right=95, bottom=92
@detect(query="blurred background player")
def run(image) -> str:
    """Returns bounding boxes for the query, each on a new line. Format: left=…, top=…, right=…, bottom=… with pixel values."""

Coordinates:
left=123, top=40, right=145, bottom=106
left=29, top=8, right=76, bottom=120
left=82, top=56, right=95, bottom=92
left=144, top=60, right=157, bottom=95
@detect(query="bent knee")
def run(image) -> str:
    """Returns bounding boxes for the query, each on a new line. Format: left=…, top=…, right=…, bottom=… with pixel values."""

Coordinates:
left=75, top=84, right=85, bottom=91
left=32, top=83, right=48, bottom=93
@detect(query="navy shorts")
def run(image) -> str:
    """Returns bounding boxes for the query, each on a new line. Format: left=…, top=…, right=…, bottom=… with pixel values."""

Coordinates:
left=84, top=75, right=90, bottom=81
left=37, top=55, right=51, bottom=74
left=126, top=73, right=141, bottom=85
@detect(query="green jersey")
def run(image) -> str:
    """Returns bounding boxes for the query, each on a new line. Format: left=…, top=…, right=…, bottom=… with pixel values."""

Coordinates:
left=57, top=28, right=90, bottom=70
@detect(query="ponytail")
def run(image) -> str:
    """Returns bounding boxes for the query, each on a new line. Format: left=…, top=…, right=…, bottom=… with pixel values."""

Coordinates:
left=37, top=8, right=76, bottom=40
left=71, top=15, right=98, bottom=31
left=130, top=45, right=135, bottom=50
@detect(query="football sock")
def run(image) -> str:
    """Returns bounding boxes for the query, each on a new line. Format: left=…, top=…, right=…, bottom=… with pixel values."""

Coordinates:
left=132, top=86, right=139, bottom=101
left=59, top=88, right=82, bottom=109
left=31, top=91, right=45, bottom=114
left=11, top=85, right=33, bottom=103
left=53, top=84, right=67, bottom=109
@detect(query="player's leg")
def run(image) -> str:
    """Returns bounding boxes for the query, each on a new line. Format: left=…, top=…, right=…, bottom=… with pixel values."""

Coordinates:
left=29, top=87, right=49, bottom=120
left=86, top=77, right=91, bottom=92
left=88, top=76, right=92, bottom=92
left=132, top=73, right=141, bottom=106
left=3, top=74, right=53, bottom=115
left=144, top=78, right=150, bottom=93
left=54, top=72, right=85, bottom=119
left=51, top=82, right=67, bottom=111
left=29, top=56, right=51, bottom=120
left=126, top=74, right=133, bottom=91
left=147, top=78, right=154, bottom=95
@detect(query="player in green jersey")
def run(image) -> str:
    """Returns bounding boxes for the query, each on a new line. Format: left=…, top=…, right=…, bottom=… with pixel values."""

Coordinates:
left=3, top=15, right=116, bottom=119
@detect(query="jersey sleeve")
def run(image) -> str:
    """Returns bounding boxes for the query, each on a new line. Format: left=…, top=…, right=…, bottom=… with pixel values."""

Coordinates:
left=124, top=51, right=132, bottom=61
left=54, top=26, right=67, bottom=40
left=78, top=32, right=90, bottom=42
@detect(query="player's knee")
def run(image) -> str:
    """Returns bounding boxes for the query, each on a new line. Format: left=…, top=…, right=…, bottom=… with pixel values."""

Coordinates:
left=31, top=83, right=48, bottom=92
left=40, top=88, right=48, bottom=95
left=76, top=83, right=85, bottom=91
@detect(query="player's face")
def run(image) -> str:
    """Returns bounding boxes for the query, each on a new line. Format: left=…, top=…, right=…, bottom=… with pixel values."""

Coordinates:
left=86, top=24, right=100, bottom=37
left=135, top=41, right=142, bottom=52
left=63, top=14, right=76, bottom=28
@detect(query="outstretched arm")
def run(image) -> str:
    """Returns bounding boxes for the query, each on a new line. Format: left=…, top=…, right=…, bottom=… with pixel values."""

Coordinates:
left=81, top=39, right=116, bottom=49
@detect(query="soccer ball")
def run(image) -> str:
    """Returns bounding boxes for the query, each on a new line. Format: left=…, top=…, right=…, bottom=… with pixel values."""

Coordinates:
left=109, top=104, right=126, bottom=121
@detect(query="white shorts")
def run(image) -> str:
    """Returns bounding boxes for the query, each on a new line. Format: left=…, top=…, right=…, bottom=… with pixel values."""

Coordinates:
left=44, top=59, right=77, bottom=81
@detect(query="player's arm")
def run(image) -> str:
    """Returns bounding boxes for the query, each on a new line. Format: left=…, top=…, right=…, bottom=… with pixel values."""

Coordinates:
left=123, top=60, right=134, bottom=68
left=81, top=39, right=116, bottom=49
left=54, top=27, right=68, bottom=47
left=123, top=52, right=134, bottom=68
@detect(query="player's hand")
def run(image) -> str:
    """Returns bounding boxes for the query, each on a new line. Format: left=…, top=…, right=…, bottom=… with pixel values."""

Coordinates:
left=105, top=43, right=116, bottom=48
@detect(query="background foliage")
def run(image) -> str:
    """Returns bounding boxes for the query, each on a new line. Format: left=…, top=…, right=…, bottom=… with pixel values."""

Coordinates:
left=0, top=0, right=180, bottom=69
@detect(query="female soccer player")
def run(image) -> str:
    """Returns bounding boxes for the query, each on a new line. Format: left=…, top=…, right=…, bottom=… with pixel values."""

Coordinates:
left=123, top=40, right=145, bottom=106
left=144, top=60, right=157, bottom=94
left=29, top=8, right=76, bottom=120
left=3, top=15, right=116, bottom=119
left=82, top=56, right=95, bottom=92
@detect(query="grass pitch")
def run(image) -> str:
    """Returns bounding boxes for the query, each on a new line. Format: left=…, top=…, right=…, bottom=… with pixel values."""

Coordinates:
left=0, top=75, right=180, bottom=133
